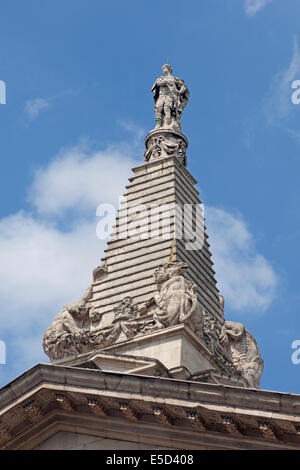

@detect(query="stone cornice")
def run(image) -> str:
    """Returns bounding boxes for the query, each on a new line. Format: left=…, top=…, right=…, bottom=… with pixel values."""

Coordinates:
left=1, top=363, right=300, bottom=417
left=0, top=363, right=300, bottom=449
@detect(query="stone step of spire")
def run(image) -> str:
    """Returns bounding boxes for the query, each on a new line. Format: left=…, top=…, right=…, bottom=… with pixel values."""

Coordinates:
left=89, top=155, right=223, bottom=327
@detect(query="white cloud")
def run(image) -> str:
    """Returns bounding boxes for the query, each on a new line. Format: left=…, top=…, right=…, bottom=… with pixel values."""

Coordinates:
left=205, top=207, right=278, bottom=313
left=24, top=88, right=82, bottom=122
left=25, top=97, right=51, bottom=120
left=243, top=38, right=300, bottom=147
left=263, top=38, right=300, bottom=126
left=29, top=141, right=136, bottom=215
left=0, top=212, right=103, bottom=326
left=118, top=119, right=146, bottom=147
left=245, top=0, right=273, bottom=17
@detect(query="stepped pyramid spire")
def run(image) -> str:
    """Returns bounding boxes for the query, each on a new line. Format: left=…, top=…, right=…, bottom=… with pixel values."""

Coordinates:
left=43, top=65, right=263, bottom=389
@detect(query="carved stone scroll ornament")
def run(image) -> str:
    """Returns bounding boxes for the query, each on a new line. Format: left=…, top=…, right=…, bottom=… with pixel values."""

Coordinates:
left=144, top=133, right=187, bottom=166
left=43, top=292, right=147, bottom=360
left=42, top=282, right=119, bottom=361
left=201, top=310, right=237, bottom=376
left=112, top=296, right=139, bottom=323
left=144, top=136, right=163, bottom=160
left=93, top=261, right=108, bottom=282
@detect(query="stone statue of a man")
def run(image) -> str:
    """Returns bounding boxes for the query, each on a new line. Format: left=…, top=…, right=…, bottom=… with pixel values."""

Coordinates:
left=152, top=64, right=189, bottom=132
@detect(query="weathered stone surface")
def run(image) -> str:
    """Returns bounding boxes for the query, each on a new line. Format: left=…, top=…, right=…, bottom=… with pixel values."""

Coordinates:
left=43, top=284, right=95, bottom=360
left=34, top=432, right=173, bottom=450
left=151, top=262, right=199, bottom=328
left=144, top=129, right=188, bottom=166
left=220, top=318, right=264, bottom=388
left=151, top=64, right=189, bottom=132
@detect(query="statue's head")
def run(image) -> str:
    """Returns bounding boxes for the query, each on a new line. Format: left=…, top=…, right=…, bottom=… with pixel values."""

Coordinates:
left=162, top=64, right=172, bottom=76
left=67, top=301, right=88, bottom=318
left=154, top=262, right=188, bottom=284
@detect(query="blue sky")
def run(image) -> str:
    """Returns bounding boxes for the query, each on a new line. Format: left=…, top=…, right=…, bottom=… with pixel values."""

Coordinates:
left=0, top=0, right=300, bottom=394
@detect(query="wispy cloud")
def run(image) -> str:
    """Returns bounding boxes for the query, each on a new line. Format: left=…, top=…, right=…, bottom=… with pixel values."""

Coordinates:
left=244, top=38, right=300, bottom=147
left=118, top=120, right=146, bottom=147
left=24, top=97, right=51, bottom=121
left=244, top=0, right=273, bottom=17
left=263, top=37, right=300, bottom=126
left=24, top=88, right=81, bottom=122
left=206, top=207, right=278, bottom=313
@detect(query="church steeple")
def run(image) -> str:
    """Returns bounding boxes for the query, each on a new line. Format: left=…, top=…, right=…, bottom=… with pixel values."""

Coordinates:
left=43, top=65, right=263, bottom=390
